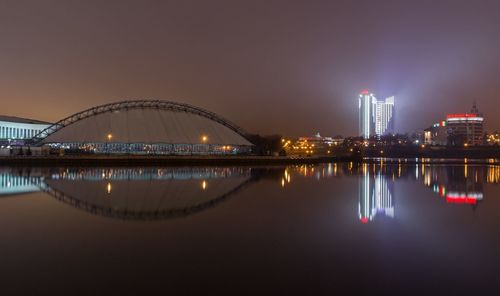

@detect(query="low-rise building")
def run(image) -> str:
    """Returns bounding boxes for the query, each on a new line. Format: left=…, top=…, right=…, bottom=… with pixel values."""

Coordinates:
left=424, top=121, right=448, bottom=146
left=0, top=115, right=52, bottom=147
left=446, top=103, right=484, bottom=146
left=423, top=102, right=485, bottom=146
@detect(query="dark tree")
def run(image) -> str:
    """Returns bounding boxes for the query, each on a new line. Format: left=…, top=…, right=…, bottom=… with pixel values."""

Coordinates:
left=246, top=134, right=283, bottom=156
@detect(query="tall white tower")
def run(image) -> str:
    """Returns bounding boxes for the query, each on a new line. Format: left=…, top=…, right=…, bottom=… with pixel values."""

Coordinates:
left=358, top=90, right=376, bottom=139
left=374, top=96, right=395, bottom=137
left=358, top=91, right=395, bottom=139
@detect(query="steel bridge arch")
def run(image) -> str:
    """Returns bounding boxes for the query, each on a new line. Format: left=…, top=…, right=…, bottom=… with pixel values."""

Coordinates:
left=32, top=100, right=250, bottom=145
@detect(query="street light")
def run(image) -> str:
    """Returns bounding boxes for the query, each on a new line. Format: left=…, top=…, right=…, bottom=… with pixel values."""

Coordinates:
left=107, top=133, right=113, bottom=154
left=201, top=135, right=208, bottom=142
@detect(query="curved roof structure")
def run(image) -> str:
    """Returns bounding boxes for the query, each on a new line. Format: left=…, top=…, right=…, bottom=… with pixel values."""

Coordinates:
left=37, top=100, right=252, bottom=146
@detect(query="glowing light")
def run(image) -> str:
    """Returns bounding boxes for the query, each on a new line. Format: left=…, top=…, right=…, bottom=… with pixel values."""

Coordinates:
left=107, top=133, right=113, bottom=141
left=201, top=180, right=207, bottom=190
left=446, top=113, right=480, bottom=119
left=106, top=182, right=112, bottom=194
left=446, top=194, right=481, bottom=204
left=201, top=135, right=208, bottom=142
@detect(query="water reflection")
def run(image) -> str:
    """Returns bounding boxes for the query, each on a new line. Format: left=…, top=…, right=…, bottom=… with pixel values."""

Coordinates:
left=359, top=164, right=394, bottom=223
left=422, top=165, right=485, bottom=205
left=1, top=162, right=499, bottom=222
left=0, top=167, right=256, bottom=220
left=280, top=162, right=500, bottom=222
left=0, top=168, right=44, bottom=196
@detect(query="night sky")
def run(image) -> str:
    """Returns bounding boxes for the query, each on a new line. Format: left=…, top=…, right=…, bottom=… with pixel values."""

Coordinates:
left=1, top=0, right=500, bottom=137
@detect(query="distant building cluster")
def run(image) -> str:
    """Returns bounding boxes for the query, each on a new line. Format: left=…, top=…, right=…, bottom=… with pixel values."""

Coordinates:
left=424, top=102, right=485, bottom=146
left=283, top=132, right=343, bottom=157
left=358, top=90, right=395, bottom=139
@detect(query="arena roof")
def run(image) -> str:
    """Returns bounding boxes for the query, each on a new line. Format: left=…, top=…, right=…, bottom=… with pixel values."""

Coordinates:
left=0, top=115, right=51, bottom=125
left=37, top=100, right=252, bottom=146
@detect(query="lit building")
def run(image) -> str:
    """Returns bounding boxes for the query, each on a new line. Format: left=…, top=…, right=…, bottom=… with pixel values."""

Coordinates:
left=0, top=115, right=52, bottom=147
left=358, top=90, right=376, bottom=139
left=374, top=96, right=395, bottom=137
left=358, top=90, right=395, bottom=139
left=284, top=132, right=342, bottom=156
left=424, top=121, right=448, bottom=146
left=486, top=132, right=500, bottom=145
left=446, top=102, right=484, bottom=146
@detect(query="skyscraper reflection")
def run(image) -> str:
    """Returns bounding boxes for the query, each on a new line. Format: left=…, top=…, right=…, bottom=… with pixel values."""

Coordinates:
left=359, top=164, right=394, bottom=223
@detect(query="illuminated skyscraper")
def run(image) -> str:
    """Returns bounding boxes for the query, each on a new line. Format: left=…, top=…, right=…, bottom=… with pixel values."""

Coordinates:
left=358, top=91, right=395, bottom=139
left=358, top=90, right=376, bottom=139
left=374, top=96, right=395, bottom=136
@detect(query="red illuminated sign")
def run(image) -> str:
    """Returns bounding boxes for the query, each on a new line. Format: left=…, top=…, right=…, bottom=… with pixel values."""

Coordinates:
left=446, top=113, right=479, bottom=119
left=360, top=217, right=369, bottom=224
left=360, top=90, right=370, bottom=95
left=445, top=195, right=477, bottom=204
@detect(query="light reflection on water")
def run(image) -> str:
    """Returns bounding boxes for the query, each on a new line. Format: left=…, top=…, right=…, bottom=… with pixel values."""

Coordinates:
left=1, top=167, right=255, bottom=220
left=1, top=163, right=499, bottom=222
left=1, top=164, right=500, bottom=293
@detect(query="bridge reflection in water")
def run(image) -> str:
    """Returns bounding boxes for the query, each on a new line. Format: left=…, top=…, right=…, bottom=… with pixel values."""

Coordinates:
left=0, top=167, right=256, bottom=220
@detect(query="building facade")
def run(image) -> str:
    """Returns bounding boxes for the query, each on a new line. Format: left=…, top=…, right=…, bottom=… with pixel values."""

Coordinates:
left=446, top=103, right=484, bottom=146
left=358, top=90, right=395, bottom=139
left=424, top=121, right=448, bottom=146
left=374, top=96, right=395, bottom=136
left=358, top=90, right=376, bottom=139
left=423, top=103, right=485, bottom=146
left=0, top=116, right=52, bottom=147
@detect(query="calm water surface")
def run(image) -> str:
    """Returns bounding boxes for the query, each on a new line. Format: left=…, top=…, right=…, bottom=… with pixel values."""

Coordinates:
left=1, top=163, right=500, bottom=294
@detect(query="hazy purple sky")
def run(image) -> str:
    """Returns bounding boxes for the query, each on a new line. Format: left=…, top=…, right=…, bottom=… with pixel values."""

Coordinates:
left=1, top=0, right=500, bottom=137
